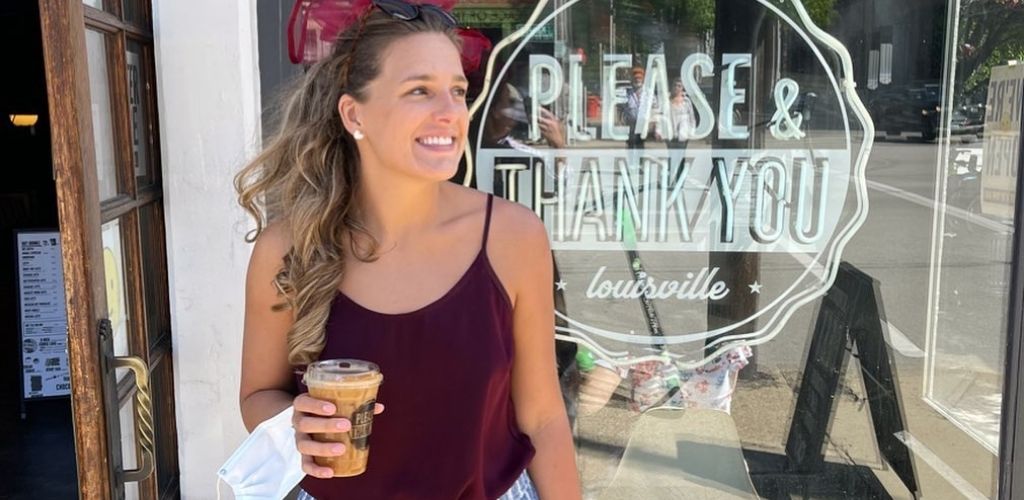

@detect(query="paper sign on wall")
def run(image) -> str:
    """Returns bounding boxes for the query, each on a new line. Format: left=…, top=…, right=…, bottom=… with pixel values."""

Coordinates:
left=16, top=231, right=71, bottom=399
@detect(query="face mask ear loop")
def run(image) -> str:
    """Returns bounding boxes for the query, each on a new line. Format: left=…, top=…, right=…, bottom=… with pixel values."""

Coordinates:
left=216, top=475, right=223, bottom=500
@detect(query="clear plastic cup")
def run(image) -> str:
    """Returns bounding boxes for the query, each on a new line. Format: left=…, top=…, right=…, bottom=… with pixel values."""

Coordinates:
left=303, top=359, right=383, bottom=477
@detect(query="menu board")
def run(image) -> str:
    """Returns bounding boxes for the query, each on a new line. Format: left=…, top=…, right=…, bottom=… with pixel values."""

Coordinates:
left=16, top=231, right=71, bottom=399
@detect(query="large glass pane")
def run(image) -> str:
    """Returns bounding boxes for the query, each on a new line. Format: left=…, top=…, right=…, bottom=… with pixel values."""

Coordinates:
left=126, top=40, right=155, bottom=188
left=102, top=219, right=131, bottom=382
left=85, top=29, right=120, bottom=201
left=123, top=0, right=149, bottom=26
left=463, top=0, right=1022, bottom=497
left=926, top=7, right=1022, bottom=457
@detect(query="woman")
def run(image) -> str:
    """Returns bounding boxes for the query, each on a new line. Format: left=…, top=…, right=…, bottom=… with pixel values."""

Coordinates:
left=667, top=77, right=695, bottom=149
left=234, top=2, right=581, bottom=499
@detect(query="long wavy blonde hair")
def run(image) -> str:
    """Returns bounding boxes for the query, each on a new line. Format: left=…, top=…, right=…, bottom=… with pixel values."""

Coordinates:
left=235, top=8, right=461, bottom=366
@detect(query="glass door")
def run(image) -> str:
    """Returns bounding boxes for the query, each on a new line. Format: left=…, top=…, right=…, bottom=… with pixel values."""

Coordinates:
left=38, top=0, right=178, bottom=498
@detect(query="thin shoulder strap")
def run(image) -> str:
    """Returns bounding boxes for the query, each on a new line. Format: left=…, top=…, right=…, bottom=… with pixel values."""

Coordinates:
left=481, top=193, right=495, bottom=250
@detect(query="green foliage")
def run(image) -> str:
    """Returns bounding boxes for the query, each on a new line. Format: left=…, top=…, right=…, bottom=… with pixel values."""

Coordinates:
left=565, top=0, right=840, bottom=67
left=964, top=45, right=1024, bottom=93
left=679, top=0, right=715, bottom=33
left=802, top=0, right=837, bottom=28
left=618, top=0, right=713, bottom=33
left=958, top=0, right=1024, bottom=94
left=638, top=0, right=835, bottom=35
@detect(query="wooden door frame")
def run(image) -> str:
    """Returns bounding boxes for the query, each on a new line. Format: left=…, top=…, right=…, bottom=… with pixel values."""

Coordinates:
left=38, top=1, right=116, bottom=498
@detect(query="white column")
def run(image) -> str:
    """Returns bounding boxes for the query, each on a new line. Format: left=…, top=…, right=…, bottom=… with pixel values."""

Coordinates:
left=151, top=1, right=261, bottom=497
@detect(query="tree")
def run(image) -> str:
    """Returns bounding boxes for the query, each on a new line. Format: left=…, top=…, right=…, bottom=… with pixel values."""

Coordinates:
left=643, top=0, right=836, bottom=35
left=957, top=0, right=1024, bottom=95
left=802, top=0, right=837, bottom=28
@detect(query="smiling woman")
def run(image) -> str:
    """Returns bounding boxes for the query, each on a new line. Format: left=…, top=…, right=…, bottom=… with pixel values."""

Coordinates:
left=342, top=36, right=470, bottom=182
left=233, top=2, right=581, bottom=499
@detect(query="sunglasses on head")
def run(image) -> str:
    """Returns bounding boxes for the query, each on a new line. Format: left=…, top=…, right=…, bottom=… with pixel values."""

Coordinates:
left=371, top=0, right=458, bottom=27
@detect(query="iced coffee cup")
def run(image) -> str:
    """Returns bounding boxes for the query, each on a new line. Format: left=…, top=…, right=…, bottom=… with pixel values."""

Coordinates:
left=303, top=359, right=383, bottom=477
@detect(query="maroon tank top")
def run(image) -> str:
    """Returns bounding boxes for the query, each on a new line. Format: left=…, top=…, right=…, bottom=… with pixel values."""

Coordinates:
left=297, top=194, right=536, bottom=499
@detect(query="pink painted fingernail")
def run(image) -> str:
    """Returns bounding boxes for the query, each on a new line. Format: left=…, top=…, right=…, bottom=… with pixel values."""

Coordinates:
left=322, top=404, right=334, bottom=413
left=335, top=420, right=349, bottom=430
left=332, top=444, right=345, bottom=454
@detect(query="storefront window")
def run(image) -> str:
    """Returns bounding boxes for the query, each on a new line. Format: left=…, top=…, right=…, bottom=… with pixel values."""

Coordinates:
left=464, top=0, right=1023, bottom=497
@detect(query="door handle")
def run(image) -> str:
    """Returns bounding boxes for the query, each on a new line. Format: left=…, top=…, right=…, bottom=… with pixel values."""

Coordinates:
left=113, top=355, right=156, bottom=483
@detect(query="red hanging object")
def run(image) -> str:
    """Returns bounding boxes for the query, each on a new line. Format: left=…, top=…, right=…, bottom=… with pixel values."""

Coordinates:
left=287, top=0, right=485, bottom=74
left=288, top=0, right=372, bottom=65
left=457, top=28, right=492, bottom=75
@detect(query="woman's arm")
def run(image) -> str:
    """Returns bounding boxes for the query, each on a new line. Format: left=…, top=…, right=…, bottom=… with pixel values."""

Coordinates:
left=238, top=223, right=351, bottom=478
left=239, top=222, right=298, bottom=430
left=494, top=202, right=582, bottom=499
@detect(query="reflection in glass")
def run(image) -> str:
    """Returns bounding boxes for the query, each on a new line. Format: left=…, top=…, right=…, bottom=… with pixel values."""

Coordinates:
left=126, top=40, right=154, bottom=186
left=85, top=30, right=119, bottom=201
left=927, top=52, right=1022, bottom=459
left=464, top=0, right=1020, bottom=497
left=102, top=219, right=130, bottom=362
left=123, top=0, right=147, bottom=25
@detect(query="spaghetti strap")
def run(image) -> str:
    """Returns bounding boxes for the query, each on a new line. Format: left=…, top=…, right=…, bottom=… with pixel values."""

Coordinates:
left=481, top=193, right=495, bottom=250
left=309, top=186, right=531, bottom=499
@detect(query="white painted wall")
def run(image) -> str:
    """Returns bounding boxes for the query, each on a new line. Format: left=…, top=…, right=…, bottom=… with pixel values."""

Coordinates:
left=151, top=1, right=261, bottom=498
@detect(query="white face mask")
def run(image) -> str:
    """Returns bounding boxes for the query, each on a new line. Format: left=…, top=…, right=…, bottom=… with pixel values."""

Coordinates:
left=217, top=406, right=305, bottom=500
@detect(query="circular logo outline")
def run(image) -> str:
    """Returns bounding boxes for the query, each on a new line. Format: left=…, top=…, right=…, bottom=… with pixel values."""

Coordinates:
left=472, top=0, right=875, bottom=368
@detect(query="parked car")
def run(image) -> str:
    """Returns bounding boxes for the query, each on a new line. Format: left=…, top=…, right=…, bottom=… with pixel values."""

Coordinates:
left=949, top=90, right=986, bottom=138
left=866, top=83, right=942, bottom=141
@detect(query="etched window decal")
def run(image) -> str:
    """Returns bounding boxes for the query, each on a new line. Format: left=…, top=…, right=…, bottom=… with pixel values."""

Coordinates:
left=469, top=0, right=874, bottom=368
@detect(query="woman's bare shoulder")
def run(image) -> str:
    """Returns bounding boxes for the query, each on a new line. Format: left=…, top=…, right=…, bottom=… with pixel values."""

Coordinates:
left=438, top=184, right=548, bottom=253
left=489, top=196, right=548, bottom=245
left=247, top=220, right=293, bottom=274
left=486, top=196, right=552, bottom=296
left=439, top=183, right=494, bottom=228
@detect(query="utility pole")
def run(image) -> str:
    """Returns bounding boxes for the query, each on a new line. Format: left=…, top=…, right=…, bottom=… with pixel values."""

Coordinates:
left=706, top=0, right=768, bottom=377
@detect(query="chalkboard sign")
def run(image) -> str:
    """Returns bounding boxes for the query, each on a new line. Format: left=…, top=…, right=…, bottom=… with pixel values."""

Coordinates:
left=15, top=230, right=71, bottom=401
left=785, top=262, right=919, bottom=497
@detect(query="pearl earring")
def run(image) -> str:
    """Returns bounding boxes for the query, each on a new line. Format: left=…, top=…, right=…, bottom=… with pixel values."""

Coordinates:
left=352, top=130, right=365, bottom=140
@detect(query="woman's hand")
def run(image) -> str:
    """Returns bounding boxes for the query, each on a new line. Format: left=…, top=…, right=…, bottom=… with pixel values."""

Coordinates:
left=538, top=108, right=567, bottom=149
left=292, top=393, right=385, bottom=478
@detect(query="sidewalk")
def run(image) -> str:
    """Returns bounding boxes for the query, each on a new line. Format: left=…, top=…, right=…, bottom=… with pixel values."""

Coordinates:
left=574, top=354, right=998, bottom=499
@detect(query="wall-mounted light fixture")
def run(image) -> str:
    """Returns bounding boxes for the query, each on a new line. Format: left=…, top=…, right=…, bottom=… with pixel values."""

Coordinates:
left=879, top=27, right=894, bottom=86
left=9, top=114, right=39, bottom=127
left=868, top=50, right=879, bottom=90
left=879, top=43, right=893, bottom=85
